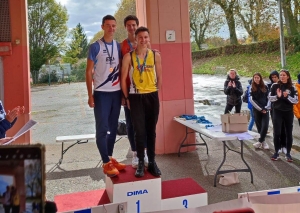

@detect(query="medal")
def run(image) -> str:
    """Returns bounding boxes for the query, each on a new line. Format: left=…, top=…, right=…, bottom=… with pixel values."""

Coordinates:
left=109, top=67, right=113, bottom=72
left=135, top=50, right=148, bottom=84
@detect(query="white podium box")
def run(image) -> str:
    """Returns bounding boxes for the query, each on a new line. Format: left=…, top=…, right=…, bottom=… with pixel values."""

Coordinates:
left=106, top=166, right=162, bottom=213
left=238, top=186, right=300, bottom=198
left=161, top=178, right=207, bottom=211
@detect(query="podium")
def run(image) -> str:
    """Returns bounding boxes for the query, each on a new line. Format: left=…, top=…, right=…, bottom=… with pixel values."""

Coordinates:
left=55, top=166, right=207, bottom=213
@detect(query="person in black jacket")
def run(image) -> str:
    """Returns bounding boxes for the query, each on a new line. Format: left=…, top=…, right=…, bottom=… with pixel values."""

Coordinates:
left=250, top=73, right=270, bottom=149
left=269, top=69, right=298, bottom=162
left=224, top=69, right=243, bottom=114
left=266, top=70, right=287, bottom=154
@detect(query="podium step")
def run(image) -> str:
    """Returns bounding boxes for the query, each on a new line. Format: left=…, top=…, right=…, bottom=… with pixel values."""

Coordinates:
left=162, top=177, right=206, bottom=199
left=108, top=165, right=160, bottom=184
left=54, top=189, right=110, bottom=213
left=54, top=167, right=207, bottom=213
left=161, top=178, right=208, bottom=210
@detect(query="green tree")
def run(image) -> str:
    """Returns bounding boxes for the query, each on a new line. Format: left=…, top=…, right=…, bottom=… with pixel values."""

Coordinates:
left=64, top=27, right=83, bottom=65
left=190, top=0, right=224, bottom=50
left=113, top=0, right=136, bottom=42
left=76, top=23, right=89, bottom=58
left=28, top=0, right=68, bottom=84
left=282, top=0, right=299, bottom=36
left=212, top=0, right=238, bottom=45
left=89, top=0, right=136, bottom=44
left=90, top=30, right=104, bottom=44
left=234, top=0, right=277, bottom=42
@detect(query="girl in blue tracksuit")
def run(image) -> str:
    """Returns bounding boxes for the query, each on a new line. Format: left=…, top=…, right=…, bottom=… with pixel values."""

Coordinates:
left=247, top=79, right=254, bottom=130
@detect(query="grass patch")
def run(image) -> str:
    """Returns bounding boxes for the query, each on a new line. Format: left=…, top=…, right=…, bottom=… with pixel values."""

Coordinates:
left=193, top=52, right=300, bottom=79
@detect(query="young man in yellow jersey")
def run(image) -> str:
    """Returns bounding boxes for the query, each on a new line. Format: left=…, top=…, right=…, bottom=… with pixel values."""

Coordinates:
left=120, top=15, right=149, bottom=168
left=121, top=27, right=162, bottom=177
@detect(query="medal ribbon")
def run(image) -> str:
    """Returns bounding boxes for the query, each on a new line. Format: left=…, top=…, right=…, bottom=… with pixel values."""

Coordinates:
left=102, top=38, right=114, bottom=66
left=135, top=50, right=148, bottom=78
left=127, top=39, right=134, bottom=51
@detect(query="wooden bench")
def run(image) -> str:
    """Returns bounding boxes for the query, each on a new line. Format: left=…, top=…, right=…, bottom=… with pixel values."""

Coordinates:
left=56, top=134, right=125, bottom=164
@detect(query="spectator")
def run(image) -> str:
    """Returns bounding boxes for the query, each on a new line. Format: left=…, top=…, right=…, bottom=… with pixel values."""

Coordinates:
left=266, top=70, right=287, bottom=154
left=11, top=187, right=20, bottom=213
left=3, top=186, right=11, bottom=213
left=223, top=69, right=243, bottom=114
left=249, top=73, right=270, bottom=149
left=269, top=69, right=298, bottom=162
left=246, top=79, right=255, bottom=131
left=0, top=101, right=25, bottom=139
left=293, top=73, right=300, bottom=128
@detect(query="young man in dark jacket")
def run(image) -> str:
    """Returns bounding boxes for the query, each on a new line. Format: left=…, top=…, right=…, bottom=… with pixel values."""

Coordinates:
left=224, top=69, right=243, bottom=114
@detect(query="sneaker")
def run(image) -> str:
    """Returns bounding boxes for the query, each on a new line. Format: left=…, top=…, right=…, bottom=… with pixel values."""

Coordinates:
left=282, top=147, right=287, bottom=154
left=102, top=161, right=119, bottom=177
left=144, top=150, right=149, bottom=167
left=147, top=161, right=161, bottom=177
left=285, top=153, right=293, bottom=162
left=253, top=142, right=262, bottom=149
left=132, top=151, right=139, bottom=168
left=135, top=161, right=145, bottom=177
left=278, top=148, right=282, bottom=153
left=262, top=142, right=269, bottom=150
left=271, top=153, right=279, bottom=161
left=110, top=157, right=126, bottom=171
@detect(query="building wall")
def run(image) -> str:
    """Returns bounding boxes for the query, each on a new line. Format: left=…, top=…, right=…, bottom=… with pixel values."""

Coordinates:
left=136, top=0, right=195, bottom=154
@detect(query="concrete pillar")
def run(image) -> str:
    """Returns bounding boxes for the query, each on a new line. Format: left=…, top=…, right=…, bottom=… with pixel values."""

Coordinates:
left=2, top=0, right=31, bottom=143
left=136, top=0, right=195, bottom=154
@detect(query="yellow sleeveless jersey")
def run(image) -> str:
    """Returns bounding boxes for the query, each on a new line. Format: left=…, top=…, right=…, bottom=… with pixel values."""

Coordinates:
left=129, top=49, right=158, bottom=94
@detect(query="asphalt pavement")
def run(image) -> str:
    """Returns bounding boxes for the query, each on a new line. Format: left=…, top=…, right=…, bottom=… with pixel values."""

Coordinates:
left=30, top=77, right=300, bottom=204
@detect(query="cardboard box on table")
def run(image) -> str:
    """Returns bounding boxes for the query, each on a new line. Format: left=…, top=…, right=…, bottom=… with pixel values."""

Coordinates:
left=221, top=114, right=248, bottom=133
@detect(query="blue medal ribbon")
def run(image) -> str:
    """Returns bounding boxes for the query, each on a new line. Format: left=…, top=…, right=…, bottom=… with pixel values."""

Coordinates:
left=127, top=39, right=134, bottom=51
left=102, top=38, right=114, bottom=66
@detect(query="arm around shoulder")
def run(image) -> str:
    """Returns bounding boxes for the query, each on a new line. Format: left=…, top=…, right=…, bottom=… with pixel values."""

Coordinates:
left=121, top=53, right=131, bottom=97
left=155, top=52, right=162, bottom=90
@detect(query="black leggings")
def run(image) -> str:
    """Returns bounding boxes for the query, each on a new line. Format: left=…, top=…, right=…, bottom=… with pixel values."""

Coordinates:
left=224, top=103, right=242, bottom=114
left=272, top=109, right=294, bottom=154
left=270, top=109, right=286, bottom=148
left=253, top=109, right=269, bottom=142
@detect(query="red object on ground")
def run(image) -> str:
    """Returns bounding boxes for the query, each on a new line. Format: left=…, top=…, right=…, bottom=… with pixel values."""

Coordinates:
left=213, top=208, right=255, bottom=213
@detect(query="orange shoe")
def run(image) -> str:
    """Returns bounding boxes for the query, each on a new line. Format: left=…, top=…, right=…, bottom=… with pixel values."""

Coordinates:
left=102, top=161, right=119, bottom=177
left=110, top=158, right=126, bottom=171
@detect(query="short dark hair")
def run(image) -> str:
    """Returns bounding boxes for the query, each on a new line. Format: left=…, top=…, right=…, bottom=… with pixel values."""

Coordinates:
left=102, top=15, right=116, bottom=25
left=135, top=26, right=150, bottom=36
left=124, top=15, right=139, bottom=27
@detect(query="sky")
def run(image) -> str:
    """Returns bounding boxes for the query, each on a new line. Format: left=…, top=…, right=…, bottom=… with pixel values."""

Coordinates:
left=55, top=0, right=247, bottom=42
left=56, top=0, right=120, bottom=41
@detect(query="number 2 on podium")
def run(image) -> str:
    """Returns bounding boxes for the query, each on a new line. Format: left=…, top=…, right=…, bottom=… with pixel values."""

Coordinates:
left=136, top=200, right=140, bottom=213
